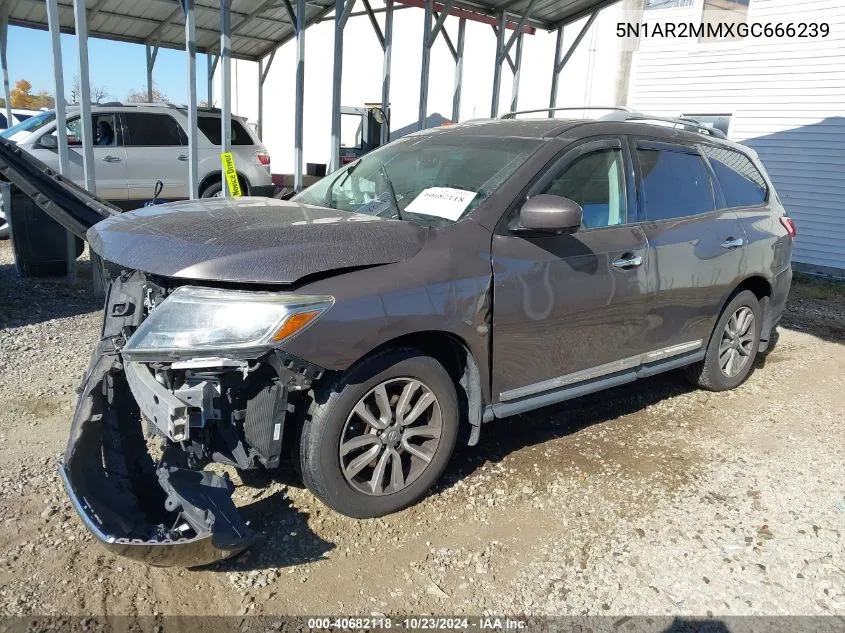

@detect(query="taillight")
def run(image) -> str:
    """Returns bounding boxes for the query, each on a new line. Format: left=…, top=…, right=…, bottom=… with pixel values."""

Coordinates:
left=256, top=152, right=270, bottom=168
left=780, top=216, right=797, bottom=238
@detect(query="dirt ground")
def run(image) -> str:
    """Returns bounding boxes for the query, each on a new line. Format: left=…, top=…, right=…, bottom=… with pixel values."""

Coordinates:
left=0, top=240, right=843, bottom=618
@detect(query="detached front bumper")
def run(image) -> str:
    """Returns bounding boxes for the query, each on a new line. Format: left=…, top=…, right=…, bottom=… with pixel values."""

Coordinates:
left=61, top=348, right=256, bottom=568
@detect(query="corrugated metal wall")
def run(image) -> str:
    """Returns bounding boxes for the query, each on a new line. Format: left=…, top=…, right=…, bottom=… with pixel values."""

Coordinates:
left=626, top=0, right=845, bottom=274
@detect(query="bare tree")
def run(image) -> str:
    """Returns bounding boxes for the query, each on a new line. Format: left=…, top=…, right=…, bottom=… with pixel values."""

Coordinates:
left=126, top=83, right=170, bottom=104
left=68, top=76, right=109, bottom=105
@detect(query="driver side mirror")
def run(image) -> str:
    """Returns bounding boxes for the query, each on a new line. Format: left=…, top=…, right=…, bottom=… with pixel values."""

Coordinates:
left=515, top=195, right=582, bottom=235
left=39, top=134, right=58, bottom=149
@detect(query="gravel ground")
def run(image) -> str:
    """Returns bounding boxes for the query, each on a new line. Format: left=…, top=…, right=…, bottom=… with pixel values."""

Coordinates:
left=0, top=238, right=843, bottom=620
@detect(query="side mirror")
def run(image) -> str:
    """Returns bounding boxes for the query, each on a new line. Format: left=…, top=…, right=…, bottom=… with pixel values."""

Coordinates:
left=516, top=195, right=582, bottom=235
left=39, top=134, right=58, bottom=149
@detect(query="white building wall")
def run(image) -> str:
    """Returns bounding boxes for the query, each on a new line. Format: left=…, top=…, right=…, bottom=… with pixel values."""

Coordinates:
left=627, top=0, right=845, bottom=273
left=226, top=1, right=630, bottom=174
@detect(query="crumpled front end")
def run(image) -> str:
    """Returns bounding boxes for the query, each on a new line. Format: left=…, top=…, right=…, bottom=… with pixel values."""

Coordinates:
left=61, top=271, right=324, bottom=567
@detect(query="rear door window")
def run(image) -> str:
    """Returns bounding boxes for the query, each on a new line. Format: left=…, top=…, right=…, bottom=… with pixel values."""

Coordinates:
left=122, top=112, right=185, bottom=146
left=637, top=145, right=716, bottom=221
left=196, top=116, right=254, bottom=145
left=703, top=146, right=767, bottom=207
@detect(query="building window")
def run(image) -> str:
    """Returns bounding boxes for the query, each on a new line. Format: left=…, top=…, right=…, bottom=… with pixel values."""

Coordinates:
left=683, top=114, right=732, bottom=136
left=701, top=0, right=751, bottom=40
left=644, top=0, right=694, bottom=8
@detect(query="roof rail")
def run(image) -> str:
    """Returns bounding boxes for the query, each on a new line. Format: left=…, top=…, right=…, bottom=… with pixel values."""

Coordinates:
left=500, top=106, right=728, bottom=139
left=500, top=106, right=633, bottom=119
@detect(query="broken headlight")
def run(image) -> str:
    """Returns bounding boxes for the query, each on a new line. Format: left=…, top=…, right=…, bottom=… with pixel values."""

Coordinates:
left=122, top=286, right=333, bottom=359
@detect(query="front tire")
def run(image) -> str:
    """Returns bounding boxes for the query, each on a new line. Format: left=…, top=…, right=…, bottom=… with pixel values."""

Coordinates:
left=300, top=348, right=459, bottom=518
left=685, top=289, right=762, bottom=391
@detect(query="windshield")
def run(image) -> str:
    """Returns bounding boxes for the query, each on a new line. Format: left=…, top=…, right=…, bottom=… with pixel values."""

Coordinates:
left=1, top=110, right=54, bottom=139
left=293, top=135, right=540, bottom=227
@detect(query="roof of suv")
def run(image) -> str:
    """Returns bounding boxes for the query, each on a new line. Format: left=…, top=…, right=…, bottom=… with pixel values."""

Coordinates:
left=412, top=116, right=750, bottom=155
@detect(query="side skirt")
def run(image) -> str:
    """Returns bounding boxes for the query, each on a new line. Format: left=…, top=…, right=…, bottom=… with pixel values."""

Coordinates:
left=486, top=349, right=706, bottom=420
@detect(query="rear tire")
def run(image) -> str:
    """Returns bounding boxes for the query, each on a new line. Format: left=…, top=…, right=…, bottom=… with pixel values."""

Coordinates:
left=685, top=289, right=762, bottom=392
left=200, top=181, right=223, bottom=198
left=300, top=347, right=459, bottom=518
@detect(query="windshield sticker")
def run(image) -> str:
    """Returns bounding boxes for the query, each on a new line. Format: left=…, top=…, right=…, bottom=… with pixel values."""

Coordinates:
left=404, top=187, right=477, bottom=221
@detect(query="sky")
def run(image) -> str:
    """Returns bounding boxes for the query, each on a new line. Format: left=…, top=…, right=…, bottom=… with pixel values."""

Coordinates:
left=6, top=25, right=209, bottom=105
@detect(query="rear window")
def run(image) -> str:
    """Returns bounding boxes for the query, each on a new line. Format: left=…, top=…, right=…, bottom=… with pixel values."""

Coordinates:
left=638, top=147, right=716, bottom=221
left=197, top=116, right=254, bottom=146
left=123, top=112, right=186, bottom=146
left=703, top=146, right=768, bottom=208
left=0, top=114, right=6, bottom=128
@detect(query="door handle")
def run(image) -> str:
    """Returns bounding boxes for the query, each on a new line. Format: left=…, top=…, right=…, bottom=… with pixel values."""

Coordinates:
left=721, top=237, right=745, bottom=249
left=102, top=155, right=121, bottom=163
left=612, top=254, right=643, bottom=269
left=178, top=154, right=188, bottom=161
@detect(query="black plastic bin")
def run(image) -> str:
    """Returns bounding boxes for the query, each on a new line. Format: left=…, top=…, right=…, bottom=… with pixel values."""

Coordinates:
left=7, top=184, right=84, bottom=278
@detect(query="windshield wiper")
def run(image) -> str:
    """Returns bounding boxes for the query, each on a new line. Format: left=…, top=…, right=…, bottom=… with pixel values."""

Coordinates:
left=380, top=164, right=403, bottom=221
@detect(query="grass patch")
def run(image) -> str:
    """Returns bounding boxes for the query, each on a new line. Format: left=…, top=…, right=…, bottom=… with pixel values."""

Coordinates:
left=791, top=272, right=845, bottom=302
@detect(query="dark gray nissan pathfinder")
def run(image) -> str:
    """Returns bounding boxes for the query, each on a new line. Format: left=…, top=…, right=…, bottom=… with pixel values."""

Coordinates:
left=0, top=110, right=795, bottom=567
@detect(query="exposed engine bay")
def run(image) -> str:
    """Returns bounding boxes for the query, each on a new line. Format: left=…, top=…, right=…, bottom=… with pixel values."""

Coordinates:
left=61, top=270, right=326, bottom=567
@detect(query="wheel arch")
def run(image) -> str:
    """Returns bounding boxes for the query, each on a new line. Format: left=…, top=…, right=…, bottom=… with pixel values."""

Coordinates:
left=197, top=171, right=251, bottom=197
left=343, top=331, right=486, bottom=446
left=722, top=275, right=775, bottom=350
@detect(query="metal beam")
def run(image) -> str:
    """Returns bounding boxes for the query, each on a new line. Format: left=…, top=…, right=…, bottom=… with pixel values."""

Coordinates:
left=418, top=0, right=433, bottom=130
left=451, top=17, right=465, bottom=122
left=436, top=12, right=458, bottom=60
left=207, top=53, right=218, bottom=105
left=510, top=31, right=522, bottom=113
left=330, top=0, right=356, bottom=172
left=294, top=0, right=305, bottom=191
left=0, top=3, right=11, bottom=130
left=73, top=0, right=95, bottom=194
left=186, top=0, right=198, bottom=199
left=548, top=26, right=563, bottom=117
left=361, top=0, right=385, bottom=49
left=555, top=11, right=598, bottom=74
left=258, top=49, right=274, bottom=140
left=381, top=0, right=393, bottom=145
left=426, top=0, right=454, bottom=46
left=283, top=0, right=298, bottom=29
left=500, top=0, right=535, bottom=59
left=394, top=0, right=537, bottom=33
left=490, top=11, right=504, bottom=117
left=220, top=0, right=232, bottom=197
left=145, top=42, right=159, bottom=102
left=46, top=0, right=75, bottom=283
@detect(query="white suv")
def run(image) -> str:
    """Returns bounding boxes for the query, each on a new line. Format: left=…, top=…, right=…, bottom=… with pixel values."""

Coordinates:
left=8, top=103, right=273, bottom=208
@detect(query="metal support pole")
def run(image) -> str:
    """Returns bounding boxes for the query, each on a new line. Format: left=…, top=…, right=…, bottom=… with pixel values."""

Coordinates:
left=185, top=0, right=199, bottom=199
left=510, top=31, right=522, bottom=114
left=258, top=58, right=264, bottom=141
left=330, top=0, right=357, bottom=172
left=451, top=17, right=465, bottom=123
left=257, top=50, right=274, bottom=141
left=145, top=42, right=159, bottom=102
left=380, top=0, right=393, bottom=145
left=0, top=4, right=11, bottom=129
left=490, top=11, right=505, bottom=118
left=294, top=0, right=305, bottom=191
left=46, top=0, right=75, bottom=283
left=549, top=26, right=563, bottom=116
left=220, top=0, right=232, bottom=197
left=73, top=0, right=95, bottom=194
left=206, top=53, right=217, bottom=106
left=549, top=12, right=599, bottom=115
left=418, top=0, right=433, bottom=130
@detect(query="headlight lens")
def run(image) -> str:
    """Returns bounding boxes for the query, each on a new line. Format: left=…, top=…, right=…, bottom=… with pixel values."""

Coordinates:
left=123, top=286, right=333, bottom=356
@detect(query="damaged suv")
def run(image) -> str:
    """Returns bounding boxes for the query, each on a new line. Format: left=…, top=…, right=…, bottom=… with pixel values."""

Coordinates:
left=0, top=112, right=794, bottom=567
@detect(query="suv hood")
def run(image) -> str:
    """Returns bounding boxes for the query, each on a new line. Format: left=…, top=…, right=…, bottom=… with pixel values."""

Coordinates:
left=87, top=197, right=429, bottom=284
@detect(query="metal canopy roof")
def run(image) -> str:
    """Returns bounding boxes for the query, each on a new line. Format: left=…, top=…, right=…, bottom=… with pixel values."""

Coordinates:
left=9, top=0, right=619, bottom=62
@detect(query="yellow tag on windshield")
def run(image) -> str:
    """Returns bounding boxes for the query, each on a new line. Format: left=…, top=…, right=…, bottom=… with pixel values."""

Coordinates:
left=220, top=152, right=242, bottom=197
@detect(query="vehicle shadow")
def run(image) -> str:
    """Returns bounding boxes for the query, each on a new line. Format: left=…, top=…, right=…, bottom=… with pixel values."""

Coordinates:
left=437, top=370, right=697, bottom=491
left=207, top=489, right=334, bottom=573
left=0, top=257, right=101, bottom=328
